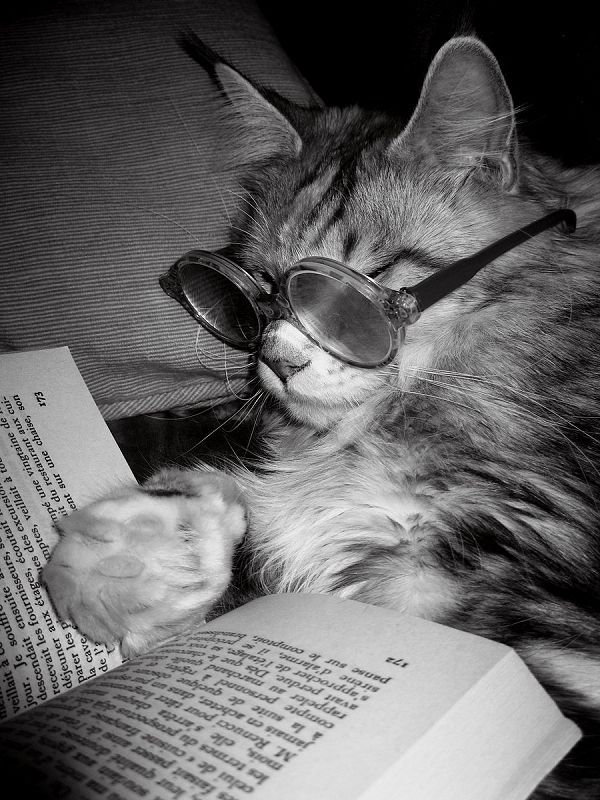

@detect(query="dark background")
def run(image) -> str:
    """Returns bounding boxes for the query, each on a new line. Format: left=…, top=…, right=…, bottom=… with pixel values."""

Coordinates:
left=258, top=0, right=600, bottom=166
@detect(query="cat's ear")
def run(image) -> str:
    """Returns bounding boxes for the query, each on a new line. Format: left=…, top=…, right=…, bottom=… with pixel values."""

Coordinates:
left=213, top=63, right=303, bottom=161
left=180, top=31, right=302, bottom=164
left=390, top=36, right=518, bottom=190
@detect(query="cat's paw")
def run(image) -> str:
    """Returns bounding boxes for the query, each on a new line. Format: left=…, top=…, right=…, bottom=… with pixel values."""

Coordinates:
left=42, top=469, right=246, bottom=657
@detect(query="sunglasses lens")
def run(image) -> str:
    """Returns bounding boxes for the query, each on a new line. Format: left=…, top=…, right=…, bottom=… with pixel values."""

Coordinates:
left=287, top=271, right=393, bottom=366
left=179, top=261, right=260, bottom=347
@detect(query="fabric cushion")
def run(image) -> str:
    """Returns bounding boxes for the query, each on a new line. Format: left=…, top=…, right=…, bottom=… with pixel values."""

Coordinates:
left=0, top=0, right=316, bottom=418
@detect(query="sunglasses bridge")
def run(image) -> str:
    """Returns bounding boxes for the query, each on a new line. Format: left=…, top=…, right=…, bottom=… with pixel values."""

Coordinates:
left=254, top=291, right=292, bottom=324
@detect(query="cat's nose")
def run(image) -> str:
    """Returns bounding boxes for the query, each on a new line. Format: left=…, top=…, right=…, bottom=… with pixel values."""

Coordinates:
left=260, top=321, right=312, bottom=382
left=260, top=353, right=310, bottom=382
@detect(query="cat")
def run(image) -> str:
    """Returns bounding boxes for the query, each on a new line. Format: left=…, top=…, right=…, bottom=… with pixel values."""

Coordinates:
left=43, top=34, right=600, bottom=799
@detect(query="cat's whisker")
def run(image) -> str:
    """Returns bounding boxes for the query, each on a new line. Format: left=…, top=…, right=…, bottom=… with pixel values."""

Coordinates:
left=404, top=366, right=491, bottom=382
left=226, top=389, right=266, bottom=432
left=218, top=188, right=269, bottom=240
left=439, top=371, right=600, bottom=450
left=241, top=393, right=270, bottom=453
left=220, top=345, right=255, bottom=401
left=207, top=174, right=235, bottom=230
left=377, top=367, right=477, bottom=410
left=169, top=96, right=204, bottom=162
left=401, top=367, right=600, bottom=485
left=415, top=370, right=600, bottom=435
left=105, top=200, right=203, bottom=244
left=233, top=188, right=273, bottom=234
left=192, top=327, right=250, bottom=376
left=169, top=95, right=238, bottom=235
left=381, top=381, right=477, bottom=411
left=217, top=184, right=271, bottom=241
left=135, top=97, right=277, bottom=262
left=140, top=394, right=231, bottom=422
left=227, top=223, right=266, bottom=248
left=234, top=204, right=271, bottom=242
left=174, top=391, right=261, bottom=460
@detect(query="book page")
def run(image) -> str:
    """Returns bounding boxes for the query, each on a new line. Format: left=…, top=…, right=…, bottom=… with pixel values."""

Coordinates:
left=0, top=593, right=580, bottom=799
left=0, top=347, right=134, bottom=720
left=359, top=650, right=579, bottom=800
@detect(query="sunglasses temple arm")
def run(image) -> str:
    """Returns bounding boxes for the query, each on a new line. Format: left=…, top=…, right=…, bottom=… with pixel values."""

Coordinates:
left=406, top=208, right=577, bottom=314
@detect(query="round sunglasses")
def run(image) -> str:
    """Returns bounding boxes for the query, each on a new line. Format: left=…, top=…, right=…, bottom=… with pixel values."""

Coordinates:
left=159, top=209, right=576, bottom=369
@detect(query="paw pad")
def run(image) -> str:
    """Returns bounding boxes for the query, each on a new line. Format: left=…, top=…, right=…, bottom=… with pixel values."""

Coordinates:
left=43, top=474, right=246, bottom=656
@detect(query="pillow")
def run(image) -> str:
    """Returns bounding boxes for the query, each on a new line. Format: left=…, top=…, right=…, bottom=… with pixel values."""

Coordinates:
left=0, top=0, right=316, bottom=418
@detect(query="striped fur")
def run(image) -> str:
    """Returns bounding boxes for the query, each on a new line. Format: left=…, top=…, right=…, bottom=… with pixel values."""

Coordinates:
left=44, top=35, right=600, bottom=798
left=204, top=36, right=600, bottom=798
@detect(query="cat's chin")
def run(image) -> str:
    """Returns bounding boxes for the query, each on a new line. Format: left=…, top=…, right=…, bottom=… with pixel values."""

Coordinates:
left=283, top=398, right=350, bottom=431
left=258, top=361, right=361, bottom=430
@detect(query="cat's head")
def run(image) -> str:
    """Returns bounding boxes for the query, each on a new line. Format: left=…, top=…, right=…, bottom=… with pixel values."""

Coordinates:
left=204, top=36, right=569, bottom=430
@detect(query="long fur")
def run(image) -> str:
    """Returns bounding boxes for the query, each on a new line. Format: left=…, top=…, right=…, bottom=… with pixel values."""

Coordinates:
left=45, top=34, right=600, bottom=798
left=200, top=36, right=600, bottom=799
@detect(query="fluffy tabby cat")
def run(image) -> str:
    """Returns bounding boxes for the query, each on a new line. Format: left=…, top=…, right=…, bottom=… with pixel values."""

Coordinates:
left=44, top=35, right=600, bottom=798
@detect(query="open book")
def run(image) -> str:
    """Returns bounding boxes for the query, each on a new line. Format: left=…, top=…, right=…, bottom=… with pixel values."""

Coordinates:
left=0, top=347, right=581, bottom=799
